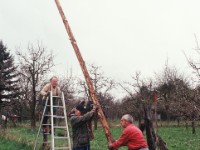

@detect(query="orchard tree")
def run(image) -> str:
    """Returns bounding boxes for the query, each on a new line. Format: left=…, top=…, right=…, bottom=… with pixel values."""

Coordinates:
left=79, top=63, right=115, bottom=129
left=155, top=63, right=178, bottom=123
left=185, top=35, right=200, bottom=79
left=59, top=73, right=77, bottom=112
left=119, top=72, right=168, bottom=150
left=0, top=40, right=19, bottom=127
left=183, top=36, right=200, bottom=133
left=119, top=72, right=148, bottom=125
left=171, top=77, right=200, bottom=134
left=16, top=42, right=54, bottom=129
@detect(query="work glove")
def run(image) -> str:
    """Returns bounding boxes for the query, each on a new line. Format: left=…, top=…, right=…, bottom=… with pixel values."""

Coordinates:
left=92, top=105, right=97, bottom=112
left=108, top=143, right=114, bottom=150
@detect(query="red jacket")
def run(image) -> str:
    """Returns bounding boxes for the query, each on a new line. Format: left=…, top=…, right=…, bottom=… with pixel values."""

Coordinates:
left=111, top=124, right=148, bottom=150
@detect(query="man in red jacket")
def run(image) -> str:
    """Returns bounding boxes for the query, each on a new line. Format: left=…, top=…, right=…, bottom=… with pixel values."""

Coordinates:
left=108, top=114, right=149, bottom=150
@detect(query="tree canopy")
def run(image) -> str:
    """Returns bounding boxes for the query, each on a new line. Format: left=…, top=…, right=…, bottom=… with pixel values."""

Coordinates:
left=0, top=40, right=19, bottom=106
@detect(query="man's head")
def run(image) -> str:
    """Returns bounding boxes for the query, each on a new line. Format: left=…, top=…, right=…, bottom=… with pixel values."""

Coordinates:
left=50, top=76, right=58, bottom=88
left=121, top=114, right=133, bottom=128
left=74, top=100, right=93, bottom=116
left=74, top=102, right=86, bottom=116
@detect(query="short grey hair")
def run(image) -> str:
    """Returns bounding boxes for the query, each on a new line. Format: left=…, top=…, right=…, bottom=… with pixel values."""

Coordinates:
left=50, top=76, right=58, bottom=81
left=122, top=114, right=133, bottom=123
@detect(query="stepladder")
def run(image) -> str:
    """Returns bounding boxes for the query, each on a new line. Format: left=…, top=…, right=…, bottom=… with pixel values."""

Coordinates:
left=34, top=91, right=72, bottom=150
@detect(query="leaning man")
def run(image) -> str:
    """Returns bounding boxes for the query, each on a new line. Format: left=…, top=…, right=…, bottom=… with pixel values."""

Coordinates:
left=109, top=114, right=149, bottom=150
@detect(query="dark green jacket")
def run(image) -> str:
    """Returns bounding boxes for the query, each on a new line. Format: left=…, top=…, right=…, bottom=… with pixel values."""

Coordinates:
left=71, top=111, right=94, bottom=148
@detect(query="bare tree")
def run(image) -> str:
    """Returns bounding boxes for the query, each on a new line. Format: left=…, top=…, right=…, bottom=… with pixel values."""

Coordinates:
left=155, top=62, right=179, bottom=124
left=156, top=60, right=200, bottom=134
left=79, top=63, right=115, bottom=130
left=119, top=72, right=168, bottom=150
left=182, top=35, right=200, bottom=133
left=11, top=66, right=32, bottom=121
left=185, top=35, right=200, bottom=79
left=172, top=78, right=200, bottom=133
left=58, top=72, right=77, bottom=112
left=16, top=42, right=54, bottom=129
left=119, top=72, right=154, bottom=125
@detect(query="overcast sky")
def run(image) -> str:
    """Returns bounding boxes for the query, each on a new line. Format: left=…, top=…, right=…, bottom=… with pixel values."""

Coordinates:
left=1, top=0, right=200, bottom=98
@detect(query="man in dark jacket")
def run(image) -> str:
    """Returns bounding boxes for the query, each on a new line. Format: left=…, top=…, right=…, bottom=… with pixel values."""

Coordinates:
left=70, top=102, right=96, bottom=150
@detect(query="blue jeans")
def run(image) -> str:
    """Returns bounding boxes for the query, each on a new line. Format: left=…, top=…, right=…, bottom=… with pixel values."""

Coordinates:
left=73, top=145, right=90, bottom=150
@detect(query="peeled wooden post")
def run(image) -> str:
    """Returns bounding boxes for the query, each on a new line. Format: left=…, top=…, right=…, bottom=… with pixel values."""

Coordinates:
left=54, top=0, right=116, bottom=146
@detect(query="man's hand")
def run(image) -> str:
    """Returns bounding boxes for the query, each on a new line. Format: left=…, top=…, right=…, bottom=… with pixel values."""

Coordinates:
left=91, top=105, right=97, bottom=112
left=92, top=103, right=100, bottom=111
left=42, top=92, right=48, bottom=97
left=108, top=143, right=113, bottom=150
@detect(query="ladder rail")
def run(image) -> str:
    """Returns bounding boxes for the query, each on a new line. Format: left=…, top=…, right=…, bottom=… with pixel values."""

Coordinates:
left=61, top=92, right=72, bottom=150
left=33, top=96, right=49, bottom=150
left=50, top=91, right=55, bottom=150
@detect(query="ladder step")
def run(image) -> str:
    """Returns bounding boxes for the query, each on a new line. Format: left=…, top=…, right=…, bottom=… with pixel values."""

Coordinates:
left=54, top=136, right=69, bottom=139
left=44, top=115, right=65, bottom=118
left=53, top=106, right=64, bottom=108
left=54, top=115, right=65, bottom=118
left=52, top=96, right=61, bottom=99
left=54, top=147, right=70, bottom=150
left=54, top=126, right=67, bottom=129
left=42, top=124, right=55, bottom=126
left=42, top=132, right=50, bottom=135
left=46, top=105, right=64, bottom=108
left=40, top=141, right=51, bottom=144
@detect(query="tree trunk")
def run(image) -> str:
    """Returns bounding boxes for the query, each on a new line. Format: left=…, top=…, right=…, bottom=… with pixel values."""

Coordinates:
left=192, top=120, right=195, bottom=134
left=31, top=100, right=36, bottom=129
left=10, top=116, right=16, bottom=128
left=166, top=113, right=170, bottom=126
left=0, top=103, right=2, bottom=128
left=144, top=105, right=156, bottom=150
left=3, top=117, right=8, bottom=128
left=138, top=114, right=142, bottom=127
left=177, top=118, right=180, bottom=127
left=157, top=134, right=168, bottom=150
left=185, top=120, right=188, bottom=130
left=19, top=107, right=22, bottom=122
left=31, top=77, right=36, bottom=129
left=94, top=112, right=98, bottom=130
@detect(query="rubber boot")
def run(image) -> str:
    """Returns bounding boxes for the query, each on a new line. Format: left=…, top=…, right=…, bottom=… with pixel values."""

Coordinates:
left=42, top=127, right=48, bottom=147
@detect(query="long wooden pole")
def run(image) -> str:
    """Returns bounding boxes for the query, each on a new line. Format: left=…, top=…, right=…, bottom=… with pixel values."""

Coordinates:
left=54, top=0, right=116, bottom=146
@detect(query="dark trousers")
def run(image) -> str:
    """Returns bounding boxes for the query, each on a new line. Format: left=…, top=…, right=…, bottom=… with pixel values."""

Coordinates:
left=73, top=145, right=90, bottom=150
left=42, top=97, right=57, bottom=140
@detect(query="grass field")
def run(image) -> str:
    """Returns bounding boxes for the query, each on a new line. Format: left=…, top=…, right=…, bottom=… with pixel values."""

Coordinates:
left=157, top=126, right=200, bottom=150
left=0, top=122, right=200, bottom=150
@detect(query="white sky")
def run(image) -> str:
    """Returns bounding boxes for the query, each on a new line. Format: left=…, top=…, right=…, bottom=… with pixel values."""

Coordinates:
left=1, top=0, right=200, bottom=98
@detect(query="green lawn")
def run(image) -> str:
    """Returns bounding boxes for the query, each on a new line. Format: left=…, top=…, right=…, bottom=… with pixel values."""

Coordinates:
left=158, top=126, right=200, bottom=150
left=91, top=127, right=126, bottom=150
left=0, top=122, right=200, bottom=150
left=0, top=137, right=32, bottom=150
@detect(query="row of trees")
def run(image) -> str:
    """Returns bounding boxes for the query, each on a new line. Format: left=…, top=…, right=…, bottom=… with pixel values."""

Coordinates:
left=0, top=41, right=19, bottom=127
left=1, top=40, right=200, bottom=132
left=0, top=41, right=55, bottom=128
